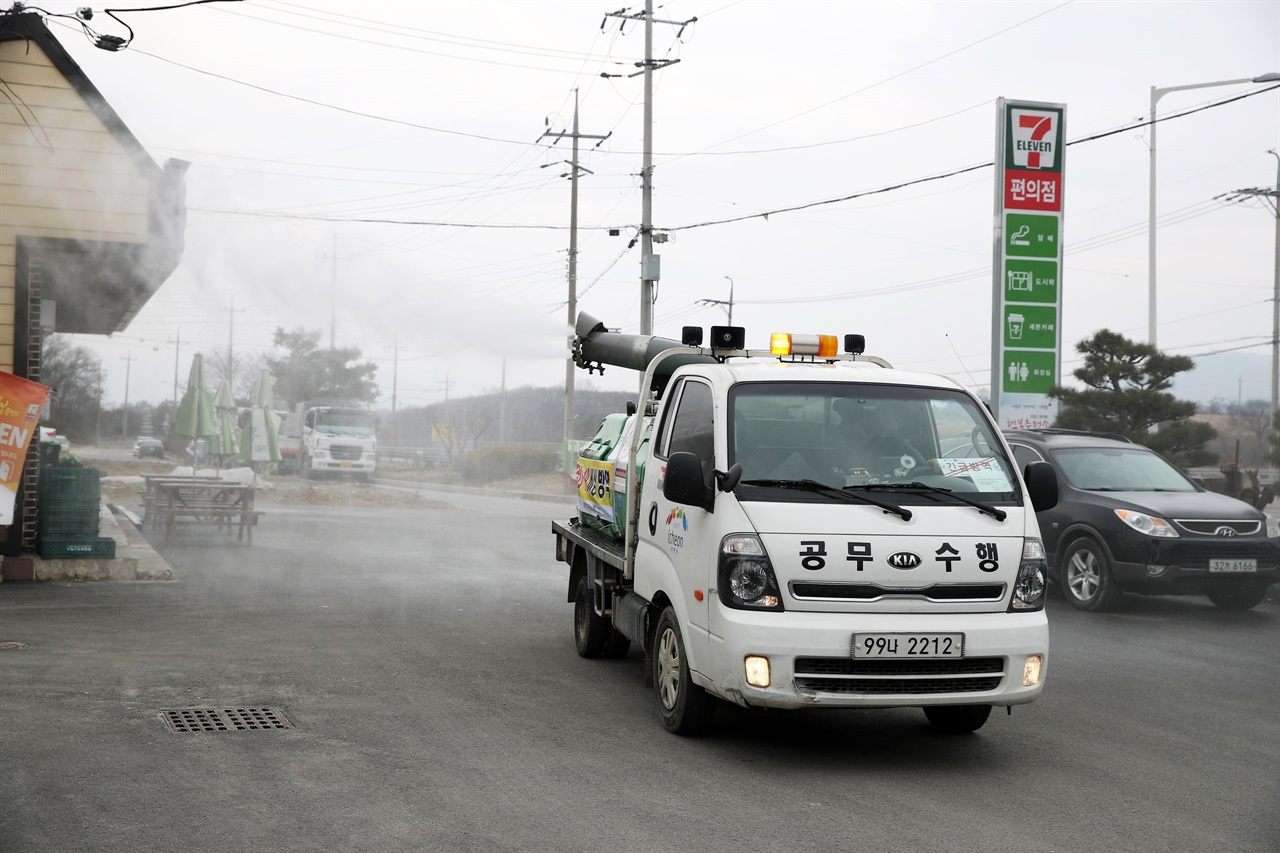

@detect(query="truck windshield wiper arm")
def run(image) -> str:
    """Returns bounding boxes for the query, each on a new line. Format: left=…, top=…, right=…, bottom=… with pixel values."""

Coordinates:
left=740, top=478, right=912, bottom=520
left=856, top=482, right=1007, bottom=521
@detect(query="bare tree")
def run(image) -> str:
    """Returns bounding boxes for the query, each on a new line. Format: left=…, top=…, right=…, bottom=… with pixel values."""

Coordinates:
left=1229, top=399, right=1273, bottom=465
left=40, top=334, right=102, bottom=441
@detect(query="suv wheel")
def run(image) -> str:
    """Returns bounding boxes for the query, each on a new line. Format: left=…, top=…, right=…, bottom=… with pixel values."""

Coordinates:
left=1060, top=537, right=1124, bottom=612
left=1206, top=581, right=1268, bottom=611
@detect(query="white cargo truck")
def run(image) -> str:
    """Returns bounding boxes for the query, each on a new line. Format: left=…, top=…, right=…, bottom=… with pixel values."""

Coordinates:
left=277, top=400, right=377, bottom=481
left=553, top=313, right=1060, bottom=735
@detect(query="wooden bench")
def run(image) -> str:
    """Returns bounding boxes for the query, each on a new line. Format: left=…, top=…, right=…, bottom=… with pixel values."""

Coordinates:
left=159, top=505, right=265, bottom=544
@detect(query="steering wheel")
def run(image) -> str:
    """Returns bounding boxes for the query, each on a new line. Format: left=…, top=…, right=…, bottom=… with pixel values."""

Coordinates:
left=970, top=427, right=993, bottom=456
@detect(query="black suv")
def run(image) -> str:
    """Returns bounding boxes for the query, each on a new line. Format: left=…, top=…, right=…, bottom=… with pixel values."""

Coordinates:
left=1004, top=429, right=1279, bottom=612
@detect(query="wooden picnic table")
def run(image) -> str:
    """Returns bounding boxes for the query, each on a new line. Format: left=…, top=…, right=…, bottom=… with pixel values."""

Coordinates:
left=142, top=477, right=263, bottom=544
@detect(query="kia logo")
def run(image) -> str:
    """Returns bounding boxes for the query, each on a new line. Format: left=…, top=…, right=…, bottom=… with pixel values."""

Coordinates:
left=887, top=552, right=922, bottom=570
left=1215, top=527, right=1238, bottom=537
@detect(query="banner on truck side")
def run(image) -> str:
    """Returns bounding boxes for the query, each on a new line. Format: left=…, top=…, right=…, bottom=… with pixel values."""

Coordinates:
left=575, top=456, right=615, bottom=523
left=0, top=372, right=52, bottom=525
left=991, top=98, right=1065, bottom=430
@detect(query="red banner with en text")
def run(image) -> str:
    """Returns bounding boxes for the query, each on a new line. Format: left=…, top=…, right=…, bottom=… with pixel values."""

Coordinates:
left=0, top=372, right=52, bottom=525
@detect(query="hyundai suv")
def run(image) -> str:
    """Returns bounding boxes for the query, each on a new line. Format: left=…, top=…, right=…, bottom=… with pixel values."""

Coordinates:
left=1004, top=429, right=1279, bottom=611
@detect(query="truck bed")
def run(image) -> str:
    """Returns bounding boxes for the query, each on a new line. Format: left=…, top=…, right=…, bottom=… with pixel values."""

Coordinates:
left=552, top=517, right=626, bottom=571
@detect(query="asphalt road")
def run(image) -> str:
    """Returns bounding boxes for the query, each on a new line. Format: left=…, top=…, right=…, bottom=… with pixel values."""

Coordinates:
left=1, top=491, right=1277, bottom=853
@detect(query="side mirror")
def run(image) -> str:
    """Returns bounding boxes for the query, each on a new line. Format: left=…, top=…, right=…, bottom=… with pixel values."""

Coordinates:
left=1024, top=461, right=1059, bottom=512
left=663, top=451, right=714, bottom=511
left=715, top=463, right=742, bottom=493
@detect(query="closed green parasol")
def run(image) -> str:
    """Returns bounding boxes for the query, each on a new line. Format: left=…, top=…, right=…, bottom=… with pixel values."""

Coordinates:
left=240, top=368, right=281, bottom=473
left=173, top=353, right=218, bottom=456
left=210, top=378, right=239, bottom=464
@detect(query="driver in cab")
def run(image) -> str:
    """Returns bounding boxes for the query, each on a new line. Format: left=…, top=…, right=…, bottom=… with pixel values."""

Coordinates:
left=833, top=398, right=928, bottom=479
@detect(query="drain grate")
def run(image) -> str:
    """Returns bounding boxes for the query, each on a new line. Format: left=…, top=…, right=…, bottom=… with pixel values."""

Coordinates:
left=162, top=707, right=293, bottom=733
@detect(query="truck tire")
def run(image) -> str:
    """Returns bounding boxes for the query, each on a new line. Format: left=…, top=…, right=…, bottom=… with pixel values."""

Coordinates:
left=653, top=607, right=715, bottom=735
left=1060, top=537, right=1124, bottom=612
left=574, top=576, right=611, bottom=658
left=923, top=704, right=992, bottom=734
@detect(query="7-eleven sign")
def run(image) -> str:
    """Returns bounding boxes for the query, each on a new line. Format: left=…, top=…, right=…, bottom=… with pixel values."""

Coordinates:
left=1009, top=108, right=1062, bottom=171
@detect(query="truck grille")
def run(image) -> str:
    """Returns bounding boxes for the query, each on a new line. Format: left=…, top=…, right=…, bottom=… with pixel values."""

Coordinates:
left=790, top=582, right=1006, bottom=602
left=330, top=445, right=363, bottom=461
left=794, top=656, right=1004, bottom=695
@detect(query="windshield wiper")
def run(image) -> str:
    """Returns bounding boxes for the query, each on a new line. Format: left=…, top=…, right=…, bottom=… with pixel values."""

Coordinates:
left=740, top=479, right=912, bottom=521
left=856, top=482, right=1007, bottom=521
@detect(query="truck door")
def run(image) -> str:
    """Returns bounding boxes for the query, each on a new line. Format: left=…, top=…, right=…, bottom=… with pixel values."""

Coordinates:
left=643, top=377, right=718, bottom=665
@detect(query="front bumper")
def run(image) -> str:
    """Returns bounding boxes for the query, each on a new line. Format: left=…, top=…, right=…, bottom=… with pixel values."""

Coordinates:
left=701, top=608, right=1048, bottom=710
left=1108, top=538, right=1280, bottom=594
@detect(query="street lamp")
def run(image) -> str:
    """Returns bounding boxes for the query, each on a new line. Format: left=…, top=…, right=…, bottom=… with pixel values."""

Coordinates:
left=1147, top=72, right=1280, bottom=347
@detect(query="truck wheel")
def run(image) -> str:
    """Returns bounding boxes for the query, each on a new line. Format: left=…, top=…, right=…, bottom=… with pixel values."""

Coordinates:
left=923, top=704, right=992, bottom=734
left=1060, top=537, right=1123, bottom=612
left=1206, top=581, right=1268, bottom=611
left=574, top=576, right=611, bottom=658
left=653, top=607, right=714, bottom=735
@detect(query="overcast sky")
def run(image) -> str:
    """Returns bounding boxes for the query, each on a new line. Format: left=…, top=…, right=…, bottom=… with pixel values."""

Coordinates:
left=13, top=0, right=1280, bottom=413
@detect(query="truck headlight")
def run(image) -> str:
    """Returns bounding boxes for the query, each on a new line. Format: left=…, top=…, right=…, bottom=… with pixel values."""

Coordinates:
left=718, top=534, right=784, bottom=611
left=1009, top=538, right=1048, bottom=612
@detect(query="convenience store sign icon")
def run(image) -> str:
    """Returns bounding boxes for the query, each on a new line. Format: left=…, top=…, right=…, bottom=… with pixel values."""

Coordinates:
left=1010, top=109, right=1059, bottom=171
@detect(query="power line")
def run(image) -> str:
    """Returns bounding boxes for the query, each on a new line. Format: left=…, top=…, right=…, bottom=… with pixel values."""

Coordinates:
left=661, top=84, right=1280, bottom=233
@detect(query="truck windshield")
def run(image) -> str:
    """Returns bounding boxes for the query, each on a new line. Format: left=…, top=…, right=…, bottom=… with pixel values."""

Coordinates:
left=315, top=411, right=376, bottom=436
left=729, top=382, right=1018, bottom=503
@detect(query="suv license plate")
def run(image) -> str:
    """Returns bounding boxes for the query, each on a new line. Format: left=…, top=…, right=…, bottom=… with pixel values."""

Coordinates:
left=853, top=633, right=964, bottom=658
left=1209, top=559, right=1256, bottom=573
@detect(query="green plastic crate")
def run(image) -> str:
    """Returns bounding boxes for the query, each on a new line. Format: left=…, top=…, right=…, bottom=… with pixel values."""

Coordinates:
left=39, top=467, right=101, bottom=500
left=39, top=504, right=100, bottom=537
left=40, top=536, right=115, bottom=559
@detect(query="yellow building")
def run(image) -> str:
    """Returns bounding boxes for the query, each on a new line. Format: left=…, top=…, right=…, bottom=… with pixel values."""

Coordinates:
left=1, top=11, right=185, bottom=561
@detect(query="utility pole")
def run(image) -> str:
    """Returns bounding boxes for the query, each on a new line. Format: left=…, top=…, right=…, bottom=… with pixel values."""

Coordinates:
left=603, top=1, right=696, bottom=336
left=1223, top=151, right=1280, bottom=423
left=95, top=366, right=102, bottom=447
left=120, top=350, right=131, bottom=442
left=542, top=89, right=610, bottom=472
left=391, top=336, right=398, bottom=445
left=698, top=275, right=735, bottom=326
left=171, top=328, right=180, bottom=430
left=227, top=295, right=245, bottom=393
left=317, top=234, right=350, bottom=350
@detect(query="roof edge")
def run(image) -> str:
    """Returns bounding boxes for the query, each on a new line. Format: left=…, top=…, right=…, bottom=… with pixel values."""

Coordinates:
left=0, top=10, right=160, bottom=178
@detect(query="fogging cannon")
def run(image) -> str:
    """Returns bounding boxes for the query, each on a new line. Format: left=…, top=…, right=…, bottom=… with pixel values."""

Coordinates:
left=572, top=311, right=717, bottom=383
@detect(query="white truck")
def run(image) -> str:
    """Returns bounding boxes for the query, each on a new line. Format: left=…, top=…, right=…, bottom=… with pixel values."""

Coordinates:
left=278, top=401, right=378, bottom=481
left=553, top=313, right=1060, bottom=735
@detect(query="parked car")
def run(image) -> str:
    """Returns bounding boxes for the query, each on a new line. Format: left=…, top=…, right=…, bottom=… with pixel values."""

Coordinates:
left=133, top=437, right=164, bottom=459
left=1004, top=429, right=1279, bottom=611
